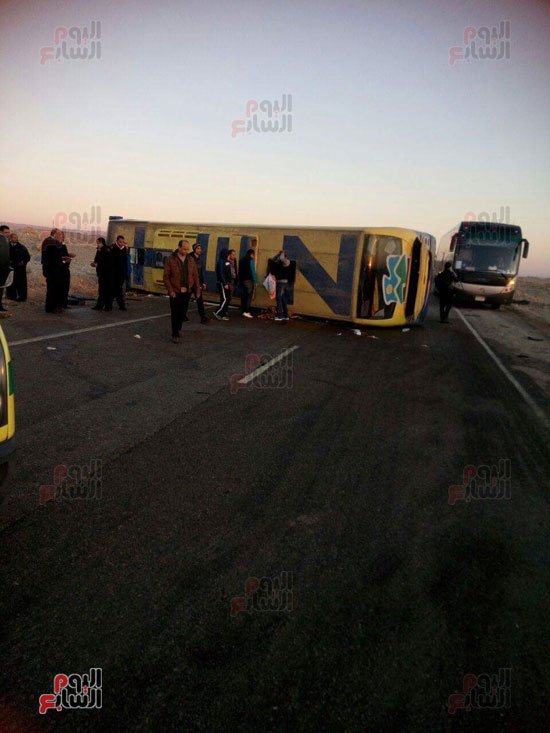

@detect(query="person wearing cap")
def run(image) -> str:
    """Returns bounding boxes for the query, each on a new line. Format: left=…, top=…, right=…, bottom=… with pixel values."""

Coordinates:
left=190, top=243, right=210, bottom=324
left=435, top=261, right=458, bottom=323
left=163, top=239, right=201, bottom=342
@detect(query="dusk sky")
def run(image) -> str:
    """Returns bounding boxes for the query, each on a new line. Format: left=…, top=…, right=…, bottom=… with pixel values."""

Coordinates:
left=1, top=0, right=549, bottom=274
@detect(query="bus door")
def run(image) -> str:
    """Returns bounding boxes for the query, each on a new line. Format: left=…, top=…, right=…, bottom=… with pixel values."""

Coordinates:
left=128, top=225, right=145, bottom=288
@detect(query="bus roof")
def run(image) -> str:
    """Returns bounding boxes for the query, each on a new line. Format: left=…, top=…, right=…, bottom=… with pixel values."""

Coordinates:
left=108, top=217, right=434, bottom=239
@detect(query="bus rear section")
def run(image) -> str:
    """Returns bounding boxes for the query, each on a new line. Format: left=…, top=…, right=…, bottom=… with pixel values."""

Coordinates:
left=437, top=222, right=529, bottom=308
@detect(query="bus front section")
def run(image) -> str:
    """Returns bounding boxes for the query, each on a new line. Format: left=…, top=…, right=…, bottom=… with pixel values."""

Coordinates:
left=355, top=228, right=434, bottom=327
left=450, top=222, right=529, bottom=308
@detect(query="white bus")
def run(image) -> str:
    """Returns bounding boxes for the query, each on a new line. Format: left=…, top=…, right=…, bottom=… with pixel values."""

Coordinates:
left=436, top=221, right=529, bottom=308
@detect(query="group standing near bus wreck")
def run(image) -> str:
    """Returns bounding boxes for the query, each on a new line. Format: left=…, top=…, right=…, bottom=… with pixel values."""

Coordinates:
left=0, top=225, right=461, bottom=333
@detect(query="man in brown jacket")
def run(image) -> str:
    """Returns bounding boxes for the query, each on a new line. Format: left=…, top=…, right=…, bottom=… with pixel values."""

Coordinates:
left=163, top=240, right=201, bottom=342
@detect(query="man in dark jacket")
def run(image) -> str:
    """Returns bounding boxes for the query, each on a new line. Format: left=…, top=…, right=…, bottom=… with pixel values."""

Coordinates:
left=7, top=233, right=31, bottom=302
left=43, top=229, right=72, bottom=313
left=271, top=250, right=291, bottom=321
left=109, top=235, right=129, bottom=310
left=163, top=240, right=201, bottom=342
left=191, top=243, right=209, bottom=323
left=435, top=262, right=458, bottom=323
left=0, top=225, right=11, bottom=312
left=91, top=237, right=113, bottom=310
left=238, top=248, right=258, bottom=318
left=214, top=248, right=236, bottom=321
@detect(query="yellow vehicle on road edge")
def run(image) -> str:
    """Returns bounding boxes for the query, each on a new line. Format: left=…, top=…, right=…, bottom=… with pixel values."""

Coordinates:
left=0, top=325, right=15, bottom=486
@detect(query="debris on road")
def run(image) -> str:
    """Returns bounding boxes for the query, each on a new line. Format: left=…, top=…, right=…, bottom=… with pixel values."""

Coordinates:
left=402, top=328, right=410, bottom=333
left=527, top=336, right=543, bottom=341
left=336, top=332, right=342, bottom=336
left=134, top=335, right=141, bottom=339
left=352, top=329, right=362, bottom=336
left=46, top=346, right=56, bottom=351
left=366, top=335, right=379, bottom=339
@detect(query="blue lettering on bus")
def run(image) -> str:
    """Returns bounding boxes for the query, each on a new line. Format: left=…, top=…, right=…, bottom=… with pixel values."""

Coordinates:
left=282, top=234, right=357, bottom=315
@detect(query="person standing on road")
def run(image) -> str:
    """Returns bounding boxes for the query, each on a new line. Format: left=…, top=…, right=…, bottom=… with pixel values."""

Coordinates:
left=238, top=248, right=258, bottom=318
left=90, top=237, right=113, bottom=311
left=163, top=239, right=201, bottom=342
left=43, top=229, right=72, bottom=313
left=59, top=230, right=75, bottom=307
left=7, top=233, right=31, bottom=302
left=0, top=225, right=11, bottom=313
left=435, top=261, right=458, bottom=324
left=110, top=235, right=129, bottom=311
left=214, top=248, right=236, bottom=321
left=272, top=250, right=291, bottom=322
left=191, top=243, right=210, bottom=323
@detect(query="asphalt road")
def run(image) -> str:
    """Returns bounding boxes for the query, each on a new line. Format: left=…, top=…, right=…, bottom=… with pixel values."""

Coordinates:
left=0, top=296, right=549, bottom=732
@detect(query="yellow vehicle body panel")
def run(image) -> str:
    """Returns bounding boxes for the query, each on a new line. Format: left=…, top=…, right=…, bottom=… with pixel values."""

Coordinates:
left=0, top=325, right=15, bottom=461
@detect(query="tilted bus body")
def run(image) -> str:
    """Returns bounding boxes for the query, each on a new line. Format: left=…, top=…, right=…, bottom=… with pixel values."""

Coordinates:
left=437, top=221, right=529, bottom=308
left=107, top=217, right=436, bottom=327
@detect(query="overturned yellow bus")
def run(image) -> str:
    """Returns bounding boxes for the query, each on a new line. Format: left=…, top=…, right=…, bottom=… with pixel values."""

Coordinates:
left=107, top=218, right=436, bottom=327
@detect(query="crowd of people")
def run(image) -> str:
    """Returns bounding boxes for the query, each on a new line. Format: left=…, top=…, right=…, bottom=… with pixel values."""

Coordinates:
left=0, top=225, right=459, bottom=330
left=163, top=239, right=292, bottom=342
left=0, top=227, right=294, bottom=337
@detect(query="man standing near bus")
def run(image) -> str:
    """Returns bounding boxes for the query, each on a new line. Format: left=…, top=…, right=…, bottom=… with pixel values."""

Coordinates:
left=435, top=261, right=458, bottom=323
left=238, top=248, right=258, bottom=318
left=214, top=248, right=236, bottom=321
left=164, top=239, right=201, bottom=342
left=272, top=250, right=291, bottom=322
left=191, top=243, right=210, bottom=323
left=110, top=235, right=130, bottom=311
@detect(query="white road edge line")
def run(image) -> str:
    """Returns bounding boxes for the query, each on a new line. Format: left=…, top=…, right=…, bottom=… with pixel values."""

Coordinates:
left=8, top=313, right=169, bottom=347
left=455, top=308, right=549, bottom=429
left=238, top=346, right=299, bottom=385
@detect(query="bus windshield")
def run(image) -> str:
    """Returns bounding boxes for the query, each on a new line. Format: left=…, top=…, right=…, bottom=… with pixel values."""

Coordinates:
left=454, top=243, right=520, bottom=276
left=357, top=235, right=404, bottom=320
